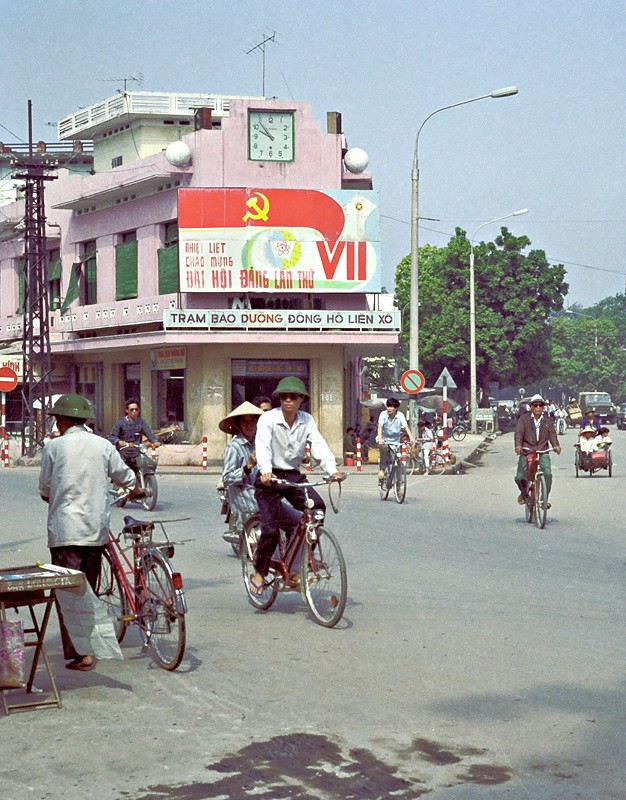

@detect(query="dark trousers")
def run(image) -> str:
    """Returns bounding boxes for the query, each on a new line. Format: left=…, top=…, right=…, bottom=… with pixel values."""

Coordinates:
left=254, top=469, right=324, bottom=577
left=50, top=545, right=103, bottom=660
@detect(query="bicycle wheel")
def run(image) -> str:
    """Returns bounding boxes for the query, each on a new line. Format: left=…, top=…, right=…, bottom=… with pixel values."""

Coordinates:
left=96, top=546, right=129, bottom=643
left=574, top=449, right=580, bottom=478
left=608, top=450, right=613, bottom=478
left=452, top=425, right=466, bottom=442
left=240, top=514, right=279, bottom=610
left=301, top=526, right=347, bottom=628
left=534, top=475, right=547, bottom=529
left=394, top=460, right=407, bottom=503
left=430, top=452, right=446, bottom=475
left=379, top=464, right=391, bottom=500
left=141, top=474, right=158, bottom=511
left=139, top=549, right=186, bottom=670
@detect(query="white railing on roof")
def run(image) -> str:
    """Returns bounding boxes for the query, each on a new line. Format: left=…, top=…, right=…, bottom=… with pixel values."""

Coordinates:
left=57, top=92, right=259, bottom=139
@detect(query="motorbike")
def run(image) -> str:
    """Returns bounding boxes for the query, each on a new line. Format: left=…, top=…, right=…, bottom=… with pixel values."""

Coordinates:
left=555, top=416, right=567, bottom=435
left=118, top=443, right=159, bottom=511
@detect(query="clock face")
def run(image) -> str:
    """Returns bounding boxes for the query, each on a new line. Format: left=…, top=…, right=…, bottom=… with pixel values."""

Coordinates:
left=248, top=111, right=294, bottom=162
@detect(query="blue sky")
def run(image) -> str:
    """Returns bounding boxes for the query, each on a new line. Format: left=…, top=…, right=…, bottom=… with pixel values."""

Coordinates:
left=3, top=0, right=624, bottom=306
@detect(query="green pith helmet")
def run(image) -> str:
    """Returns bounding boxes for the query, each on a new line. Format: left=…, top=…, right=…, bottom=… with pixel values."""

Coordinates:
left=272, top=376, right=309, bottom=401
left=50, top=393, right=95, bottom=420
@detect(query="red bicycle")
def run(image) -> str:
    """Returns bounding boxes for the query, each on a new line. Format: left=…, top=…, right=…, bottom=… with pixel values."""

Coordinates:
left=96, top=504, right=188, bottom=670
left=521, top=447, right=552, bottom=529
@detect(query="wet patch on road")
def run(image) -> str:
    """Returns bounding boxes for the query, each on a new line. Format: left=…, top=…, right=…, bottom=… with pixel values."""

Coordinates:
left=130, top=732, right=512, bottom=799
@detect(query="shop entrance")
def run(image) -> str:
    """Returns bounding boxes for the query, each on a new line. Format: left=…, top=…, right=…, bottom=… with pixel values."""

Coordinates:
left=231, top=359, right=309, bottom=410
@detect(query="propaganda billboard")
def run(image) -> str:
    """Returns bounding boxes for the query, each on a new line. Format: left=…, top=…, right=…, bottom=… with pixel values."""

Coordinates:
left=178, top=188, right=381, bottom=293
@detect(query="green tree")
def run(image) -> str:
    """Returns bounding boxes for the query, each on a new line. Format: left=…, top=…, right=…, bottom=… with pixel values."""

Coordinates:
left=549, top=313, right=626, bottom=399
left=395, top=228, right=568, bottom=400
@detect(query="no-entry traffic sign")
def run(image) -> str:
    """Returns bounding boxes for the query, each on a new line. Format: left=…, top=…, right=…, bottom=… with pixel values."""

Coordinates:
left=0, top=366, right=18, bottom=393
left=400, top=369, right=425, bottom=394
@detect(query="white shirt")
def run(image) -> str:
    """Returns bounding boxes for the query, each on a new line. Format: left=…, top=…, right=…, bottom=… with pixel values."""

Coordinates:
left=255, top=407, right=337, bottom=477
left=39, top=426, right=136, bottom=548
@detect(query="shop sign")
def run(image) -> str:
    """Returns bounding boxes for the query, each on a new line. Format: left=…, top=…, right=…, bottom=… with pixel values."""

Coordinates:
left=0, top=354, right=23, bottom=379
left=150, top=346, right=187, bottom=371
left=232, top=359, right=308, bottom=378
left=178, top=188, right=381, bottom=294
left=164, top=308, right=400, bottom=332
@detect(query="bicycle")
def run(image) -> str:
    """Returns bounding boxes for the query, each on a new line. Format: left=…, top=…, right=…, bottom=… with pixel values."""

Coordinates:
left=378, top=442, right=407, bottom=502
left=241, top=476, right=347, bottom=628
left=96, top=496, right=188, bottom=670
left=412, top=441, right=446, bottom=476
left=521, top=447, right=552, bottom=530
left=452, top=421, right=468, bottom=441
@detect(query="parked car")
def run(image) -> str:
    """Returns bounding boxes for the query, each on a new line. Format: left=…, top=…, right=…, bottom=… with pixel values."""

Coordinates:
left=615, top=403, right=626, bottom=430
left=578, top=391, right=615, bottom=425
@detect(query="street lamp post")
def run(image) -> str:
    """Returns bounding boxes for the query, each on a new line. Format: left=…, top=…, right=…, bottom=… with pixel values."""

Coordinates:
left=409, top=86, right=519, bottom=429
left=469, top=208, right=528, bottom=434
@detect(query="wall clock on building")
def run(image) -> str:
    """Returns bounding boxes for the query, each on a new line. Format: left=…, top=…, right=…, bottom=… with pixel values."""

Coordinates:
left=248, top=110, right=295, bottom=162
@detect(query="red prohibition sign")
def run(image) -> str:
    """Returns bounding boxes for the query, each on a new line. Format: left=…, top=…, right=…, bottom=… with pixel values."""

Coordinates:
left=0, top=366, right=18, bottom=393
left=400, top=369, right=425, bottom=394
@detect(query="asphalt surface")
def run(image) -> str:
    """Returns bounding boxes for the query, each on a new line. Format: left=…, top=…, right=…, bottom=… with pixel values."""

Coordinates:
left=1, top=429, right=623, bottom=800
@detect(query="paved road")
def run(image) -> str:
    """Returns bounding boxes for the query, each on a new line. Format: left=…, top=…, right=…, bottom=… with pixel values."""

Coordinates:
left=1, top=429, right=624, bottom=799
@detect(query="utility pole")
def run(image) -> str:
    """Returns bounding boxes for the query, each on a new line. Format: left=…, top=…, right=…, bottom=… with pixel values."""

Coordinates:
left=13, top=101, right=57, bottom=456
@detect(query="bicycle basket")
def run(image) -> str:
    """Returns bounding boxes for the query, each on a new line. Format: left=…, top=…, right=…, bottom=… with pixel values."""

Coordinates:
left=137, top=450, right=158, bottom=470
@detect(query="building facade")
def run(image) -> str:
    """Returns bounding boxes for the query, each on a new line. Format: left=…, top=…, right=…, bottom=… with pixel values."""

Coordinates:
left=0, top=91, right=400, bottom=458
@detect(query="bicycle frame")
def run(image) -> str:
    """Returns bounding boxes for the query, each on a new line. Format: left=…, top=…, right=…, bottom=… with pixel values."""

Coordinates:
left=522, top=447, right=551, bottom=529
left=241, top=476, right=347, bottom=627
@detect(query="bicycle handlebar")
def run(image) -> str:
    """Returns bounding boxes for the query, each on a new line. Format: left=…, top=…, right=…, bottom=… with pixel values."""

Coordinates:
left=521, top=446, right=555, bottom=454
left=270, top=475, right=347, bottom=490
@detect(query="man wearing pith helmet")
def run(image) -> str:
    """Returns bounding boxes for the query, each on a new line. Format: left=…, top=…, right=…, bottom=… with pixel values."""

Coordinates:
left=248, top=376, right=344, bottom=597
left=38, top=393, right=138, bottom=672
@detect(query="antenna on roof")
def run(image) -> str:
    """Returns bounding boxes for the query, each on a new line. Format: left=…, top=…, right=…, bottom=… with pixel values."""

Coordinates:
left=97, top=73, right=144, bottom=93
left=246, top=33, right=277, bottom=97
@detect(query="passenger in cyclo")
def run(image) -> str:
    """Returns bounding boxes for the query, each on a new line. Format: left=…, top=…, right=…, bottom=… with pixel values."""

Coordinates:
left=249, top=376, right=344, bottom=597
left=376, top=397, right=416, bottom=481
left=597, top=426, right=613, bottom=449
left=219, top=401, right=301, bottom=546
left=514, top=394, right=561, bottom=507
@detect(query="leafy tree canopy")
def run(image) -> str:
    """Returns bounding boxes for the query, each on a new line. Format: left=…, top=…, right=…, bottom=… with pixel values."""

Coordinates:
left=394, top=227, right=568, bottom=399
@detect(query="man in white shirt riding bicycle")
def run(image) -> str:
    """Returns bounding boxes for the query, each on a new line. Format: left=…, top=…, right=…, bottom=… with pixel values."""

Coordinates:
left=376, top=398, right=415, bottom=481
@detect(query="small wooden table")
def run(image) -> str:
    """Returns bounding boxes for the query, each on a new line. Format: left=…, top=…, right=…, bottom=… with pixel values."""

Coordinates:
left=0, top=565, right=85, bottom=715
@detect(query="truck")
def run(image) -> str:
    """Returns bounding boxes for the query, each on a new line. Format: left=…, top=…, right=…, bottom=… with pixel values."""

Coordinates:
left=577, top=391, right=615, bottom=425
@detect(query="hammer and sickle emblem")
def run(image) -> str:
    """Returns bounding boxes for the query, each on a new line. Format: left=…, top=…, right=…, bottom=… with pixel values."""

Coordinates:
left=242, top=192, right=270, bottom=223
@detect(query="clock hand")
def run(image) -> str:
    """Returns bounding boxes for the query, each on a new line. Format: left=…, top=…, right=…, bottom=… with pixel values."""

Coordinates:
left=258, top=121, right=275, bottom=141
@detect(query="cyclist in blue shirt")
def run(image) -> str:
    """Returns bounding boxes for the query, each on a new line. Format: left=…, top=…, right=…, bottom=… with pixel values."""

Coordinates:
left=376, top=398, right=415, bottom=481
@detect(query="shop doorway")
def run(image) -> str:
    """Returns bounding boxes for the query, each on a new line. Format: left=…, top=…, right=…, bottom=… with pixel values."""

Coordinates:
left=231, top=359, right=309, bottom=410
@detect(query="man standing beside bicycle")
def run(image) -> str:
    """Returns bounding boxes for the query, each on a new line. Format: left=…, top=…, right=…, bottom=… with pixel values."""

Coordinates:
left=514, top=393, right=561, bottom=507
left=249, top=376, right=344, bottom=597
left=39, top=394, right=141, bottom=672
left=376, top=397, right=416, bottom=482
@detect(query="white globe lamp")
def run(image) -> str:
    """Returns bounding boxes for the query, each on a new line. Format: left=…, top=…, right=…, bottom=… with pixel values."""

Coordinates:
left=344, top=147, right=369, bottom=173
left=165, top=141, right=192, bottom=167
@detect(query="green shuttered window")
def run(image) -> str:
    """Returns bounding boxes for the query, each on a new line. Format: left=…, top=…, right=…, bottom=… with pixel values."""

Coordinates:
left=157, top=245, right=179, bottom=294
left=115, top=241, right=138, bottom=300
